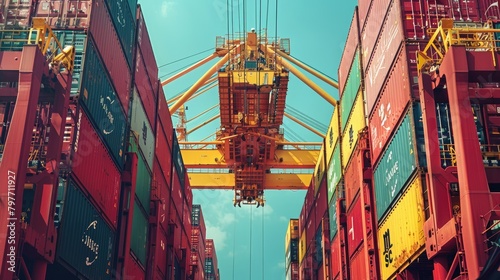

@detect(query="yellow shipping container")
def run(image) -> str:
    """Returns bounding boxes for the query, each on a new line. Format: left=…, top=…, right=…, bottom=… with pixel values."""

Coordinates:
left=314, top=143, right=326, bottom=195
left=377, top=175, right=426, bottom=279
left=285, top=219, right=299, bottom=253
left=341, top=90, right=366, bottom=170
left=299, top=229, right=307, bottom=265
left=325, top=107, right=340, bottom=166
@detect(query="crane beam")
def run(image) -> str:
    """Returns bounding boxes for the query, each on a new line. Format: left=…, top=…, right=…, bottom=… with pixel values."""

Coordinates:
left=271, top=47, right=339, bottom=89
left=267, top=46, right=337, bottom=106
left=161, top=53, right=218, bottom=86
left=180, top=141, right=322, bottom=146
left=181, top=149, right=319, bottom=168
left=284, top=112, right=326, bottom=138
left=187, top=173, right=311, bottom=190
left=169, top=47, right=239, bottom=114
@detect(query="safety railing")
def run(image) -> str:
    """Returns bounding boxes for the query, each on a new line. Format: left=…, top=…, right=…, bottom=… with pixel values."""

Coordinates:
left=440, top=144, right=500, bottom=167
left=417, top=19, right=500, bottom=73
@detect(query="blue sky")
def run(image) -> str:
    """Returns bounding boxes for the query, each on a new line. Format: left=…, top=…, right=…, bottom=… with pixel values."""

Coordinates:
left=139, top=1, right=357, bottom=279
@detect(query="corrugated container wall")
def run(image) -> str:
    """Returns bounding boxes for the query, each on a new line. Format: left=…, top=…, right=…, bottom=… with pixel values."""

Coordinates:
left=129, top=135, right=152, bottom=210
left=285, top=219, right=299, bottom=253
left=71, top=109, right=120, bottom=229
left=1, top=0, right=33, bottom=27
left=373, top=110, right=417, bottom=221
left=89, top=0, right=132, bottom=114
left=338, top=7, right=360, bottom=94
left=131, top=88, right=155, bottom=171
left=34, top=0, right=92, bottom=29
left=327, top=143, right=342, bottom=203
left=56, top=179, right=115, bottom=280
left=103, top=0, right=136, bottom=68
left=313, top=144, right=326, bottom=195
left=346, top=197, right=364, bottom=257
left=325, top=107, right=340, bottom=166
left=340, top=51, right=362, bottom=129
left=80, top=38, right=126, bottom=169
left=157, top=85, right=174, bottom=147
left=130, top=201, right=149, bottom=266
left=378, top=174, right=426, bottom=279
left=341, top=90, right=366, bottom=170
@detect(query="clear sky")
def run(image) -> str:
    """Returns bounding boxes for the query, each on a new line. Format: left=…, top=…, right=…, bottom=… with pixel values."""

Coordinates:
left=139, top=1, right=357, bottom=279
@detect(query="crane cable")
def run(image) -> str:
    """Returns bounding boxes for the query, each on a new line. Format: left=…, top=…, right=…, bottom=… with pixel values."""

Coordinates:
left=158, top=47, right=213, bottom=69
left=250, top=206, right=253, bottom=280
left=262, top=203, right=265, bottom=279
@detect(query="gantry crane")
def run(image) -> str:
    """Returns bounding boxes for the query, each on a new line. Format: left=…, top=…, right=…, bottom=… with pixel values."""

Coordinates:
left=162, top=29, right=338, bottom=207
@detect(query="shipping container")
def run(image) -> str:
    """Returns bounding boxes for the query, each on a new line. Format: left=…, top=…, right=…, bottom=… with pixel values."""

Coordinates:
left=192, top=205, right=207, bottom=240
left=80, top=37, right=127, bottom=168
left=34, top=0, right=92, bottom=29
left=299, top=202, right=306, bottom=237
left=304, top=180, right=315, bottom=221
left=71, top=109, right=120, bottom=228
left=134, top=53, right=157, bottom=129
left=1, top=0, right=33, bottom=27
left=299, top=229, right=307, bottom=265
left=313, top=144, right=326, bottom=195
left=340, top=51, right=362, bottom=130
left=314, top=177, right=328, bottom=232
left=330, top=233, right=341, bottom=279
left=341, top=90, right=367, bottom=170
left=103, top=0, right=136, bottom=68
left=153, top=157, right=171, bottom=233
left=358, top=0, right=371, bottom=29
left=369, top=45, right=412, bottom=162
left=56, top=179, right=115, bottom=280
left=172, top=134, right=186, bottom=188
left=346, top=196, right=364, bottom=257
left=124, top=254, right=146, bottom=280
left=364, top=0, right=404, bottom=101
left=306, top=218, right=315, bottom=256
left=131, top=87, right=155, bottom=171
left=157, top=85, right=174, bottom=147
left=136, top=6, right=159, bottom=94
left=329, top=194, right=338, bottom=240
left=325, top=107, right=340, bottom=166
left=88, top=0, right=132, bottom=113
left=327, top=143, right=342, bottom=203
left=343, top=133, right=371, bottom=209
left=480, top=0, right=500, bottom=20
left=171, top=166, right=184, bottom=217
left=155, top=228, right=168, bottom=278
left=314, top=224, right=323, bottom=264
left=286, top=239, right=299, bottom=266
left=373, top=110, right=417, bottom=221
left=129, top=134, right=152, bottom=210
left=338, top=8, right=360, bottom=94
left=130, top=200, right=149, bottom=266
left=285, top=219, right=299, bottom=253
left=155, top=123, right=173, bottom=180
left=360, top=0, right=390, bottom=73
left=377, top=174, right=426, bottom=279
left=349, top=248, right=368, bottom=280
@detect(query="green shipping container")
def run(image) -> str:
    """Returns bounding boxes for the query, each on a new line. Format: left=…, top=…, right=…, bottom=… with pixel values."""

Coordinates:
left=131, top=200, right=149, bottom=266
left=81, top=39, right=127, bottom=169
left=329, top=194, right=338, bottom=241
left=172, top=134, right=186, bottom=188
left=327, top=143, right=342, bottom=203
left=57, top=180, right=115, bottom=280
left=104, top=0, right=136, bottom=69
left=136, top=150, right=152, bottom=210
left=374, top=111, right=417, bottom=221
left=340, top=51, right=362, bottom=130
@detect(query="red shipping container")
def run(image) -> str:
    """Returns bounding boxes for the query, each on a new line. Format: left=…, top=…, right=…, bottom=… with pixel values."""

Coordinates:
left=343, top=152, right=361, bottom=210
left=89, top=0, right=131, bottom=114
left=364, top=0, right=404, bottom=98
left=368, top=44, right=422, bottom=164
left=184, top=171, right=193, bottom=209
left=2, top=0, right=33, bottom=27
left=155, top=124, right=172, bottom=179
left=181, top=226, right=192, bottom=269
left=135, top=51, right=157, bottom=129
left=153, top=157, right=171, bottom=233
left=306, top=218, right=315, bottom=250
left=155, top=228, right=168, bottom=278
left=338, top=8, right=360, bottom=95
left=346, top=197, right=363, bottom=257
left=361, top=0, right=390, bottom=73
left=124, top=253, right=146, bottom=280
left=169, top=198, right=183, bottom=252
left=34, top=0, right=92, bottom=29
left=71, top=109, right=120, bottom=228
left=157, top=86, right=174, bottom=147
left=314, top=177, right=328, bottom=230
left=330, top=234, right=341, bottom=279
left=479, top=0, right=500, bottom=20
left=171, top=167, right=184, bottom=216
left=349, top=248, right=368, bottom=280
left=305, top=182, right=315, bottom=221
left=358, top=0, right=372, bottom=30
left=136, top=6, right=159, bottom=93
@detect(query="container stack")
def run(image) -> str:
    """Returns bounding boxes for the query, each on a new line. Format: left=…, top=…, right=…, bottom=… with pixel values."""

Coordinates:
left=205, top=239, right=220, bottom=280
left=191, top=205, right=207, bottom=280
left=285, top=219, right=299, bottom=280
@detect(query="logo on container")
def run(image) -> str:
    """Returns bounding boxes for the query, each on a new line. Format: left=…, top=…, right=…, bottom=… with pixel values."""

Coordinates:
left=142, top=121, right=148, bottom=146
left=81, top=220, right=100, bottom=266
left=99, top=96, right=116, bottom=135
left=116, top=0, right=126, bottom=28
left=383, top=229, right=393, bottom=267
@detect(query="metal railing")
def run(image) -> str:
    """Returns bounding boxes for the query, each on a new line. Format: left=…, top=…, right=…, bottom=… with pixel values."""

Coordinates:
left=417, top=19, right=500, bottom=73
left=440, top=144, right=500, bottom=167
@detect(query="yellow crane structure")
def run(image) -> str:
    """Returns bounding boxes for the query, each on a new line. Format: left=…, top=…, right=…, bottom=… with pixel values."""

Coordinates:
left=162, top=29, right=338, bottom=207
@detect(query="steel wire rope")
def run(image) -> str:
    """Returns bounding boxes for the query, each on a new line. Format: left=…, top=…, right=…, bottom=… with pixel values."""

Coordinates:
left=286, top=106, right=328, bottom=132
left=283, top=123, right=305, bottom=142
left=284, top=54, right=337, bottom=82
left=232, top=206, right=236, bottom=280
left=159, top=56, right=219, bottom=79
left=250, top=205, right=253, bottom=280
left=168, top=78, right=218, bottom=105
left=158, top=47, right=213, bottom=68
left=261, top=201, right=265, bottom=280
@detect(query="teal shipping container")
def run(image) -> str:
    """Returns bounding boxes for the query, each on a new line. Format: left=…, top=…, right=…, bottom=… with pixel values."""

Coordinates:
left=131, top=200, right=149, bottom=266
left=340, top=51, right=362, bottom=130
left=104, top=0, right=136, bottom=69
